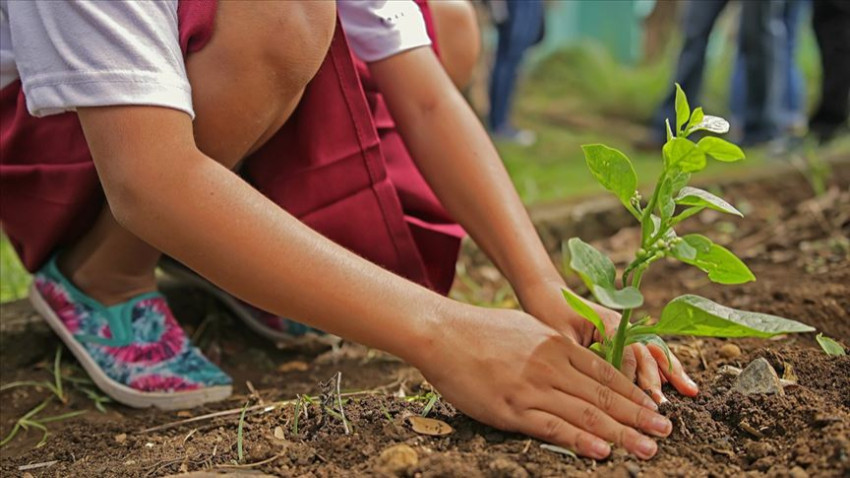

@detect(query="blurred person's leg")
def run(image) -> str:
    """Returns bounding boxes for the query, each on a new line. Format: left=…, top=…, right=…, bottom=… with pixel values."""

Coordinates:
left=430, top=0, right=481, bottom=90
left=810, top=0, right=850, bottom=142
left=739, top=0, right=786, bottom=145
left=488, top=0, right=543, bottom=141
left=732, top=0, right=805, bottom=137
left=647, top=0, right=728, bottom=145
left=783, top=0, right=808, bottom=131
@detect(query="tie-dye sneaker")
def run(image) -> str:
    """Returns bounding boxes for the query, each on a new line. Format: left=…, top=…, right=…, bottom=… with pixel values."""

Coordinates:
left=159, top=257, right=336, bottom=347
left=29, top=256, right=232, bottom=410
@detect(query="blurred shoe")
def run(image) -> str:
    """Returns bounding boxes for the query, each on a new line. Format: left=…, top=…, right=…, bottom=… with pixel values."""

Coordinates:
left=491, top=125, right=537, bottom=147
left=159, top=257, right=336, bottom=347
left=30, top=255, right=233, bottom=410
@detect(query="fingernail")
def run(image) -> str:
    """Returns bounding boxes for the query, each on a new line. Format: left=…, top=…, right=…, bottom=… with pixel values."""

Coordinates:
left=651, top=415, right=672, bottom=435
left=592, top=440, right=611, bottom=458
left=643, top=395, right=659, bottom=410
left=658, top=393, right=669, bottom=404
left=637, top=437, right=657, bottom=458
left=686, top=377, right=698, bottom=389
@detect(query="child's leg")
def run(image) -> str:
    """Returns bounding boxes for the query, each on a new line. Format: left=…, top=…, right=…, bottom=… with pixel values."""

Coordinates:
left=59, top=0, right=336, bottom=306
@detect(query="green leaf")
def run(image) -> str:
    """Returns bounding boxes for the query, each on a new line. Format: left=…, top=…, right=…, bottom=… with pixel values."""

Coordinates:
left=687, top=114, right=730, bottom=135
left=562, top=288, right=606, bottom=338
left=697, top=137, right=745, bottom=162
left=581, top=144, right=638, bottom=206
left=674, top=83, right=690, bottom=133
left=567, top=238, right=644, bottom=310
left=675, top=187, right=743, bottom=217
left=665, top=119, right=673, bottom=142
left=816, top=333, right=846, bottom=356
left=589, top=341, right=606, bottom=359
left=651, top=295, right=815, bottom=338
left=670, top=238, right=697, bottom=260
left=592, top=284, right=644, bottom=310
left=658, top=176, right=676, bottom=220
left=663, top=138, right=706, bottom=173
left=567, top=238, right=616, bottom=289
left=627, top=334, right=673, bottom=372
left=669, top=170, right=691, bottom=194
left=671, top=234, right=755, bottom=284
left=686, top=107, right=704, bottom=133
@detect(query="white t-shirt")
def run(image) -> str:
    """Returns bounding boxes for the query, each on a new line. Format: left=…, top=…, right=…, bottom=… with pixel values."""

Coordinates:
left=0, top=0, right=431, bottom=119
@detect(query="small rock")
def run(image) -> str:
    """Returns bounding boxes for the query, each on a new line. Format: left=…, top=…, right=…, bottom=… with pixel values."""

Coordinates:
left=745, top=441, right=775, bottom=461
left=719, top=343, right=742, bottom=359
left=377, top=444, right=419, bottom=475
left=625, top=462, right=641, bottom=477
left=733, top=358, right=784, bottom=396
left=488, top=457, right=528, bottom=478
left=273, top=426, right=285, bottom=440
left=789, top=466, right=809, bottom=478
left=114, top=433, right=127, bottom=444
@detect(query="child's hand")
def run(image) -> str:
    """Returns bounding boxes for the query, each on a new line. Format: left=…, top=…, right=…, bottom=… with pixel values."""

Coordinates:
left=414, top=306, right=672, bottom=460
left=515, top=279, right=699, bottom=404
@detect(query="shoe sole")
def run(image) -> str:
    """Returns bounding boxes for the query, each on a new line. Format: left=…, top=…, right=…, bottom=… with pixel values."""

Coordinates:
left=159, top=258, right=338, bottom=347
left=29, top=283, right=232, bottom=410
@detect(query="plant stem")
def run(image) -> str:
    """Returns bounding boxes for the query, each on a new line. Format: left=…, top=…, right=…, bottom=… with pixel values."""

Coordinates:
left=611, top=268, right=647, bottom=370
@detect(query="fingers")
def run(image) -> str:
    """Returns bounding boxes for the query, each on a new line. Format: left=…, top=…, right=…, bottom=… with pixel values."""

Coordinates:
left=557, top=372, right=672, bottom=439
left=567, top=343, right=658, bottom=410
left=517, top=409, right=612, bottom=460
left=634, top=344, right=666, bottom=404
left=522, top=393, right=661, bottom=460
left=648, top=343, right=699, bottom=397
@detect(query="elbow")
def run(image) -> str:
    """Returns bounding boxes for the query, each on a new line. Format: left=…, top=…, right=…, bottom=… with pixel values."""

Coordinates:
left=100, top=173, right=150, bottom=234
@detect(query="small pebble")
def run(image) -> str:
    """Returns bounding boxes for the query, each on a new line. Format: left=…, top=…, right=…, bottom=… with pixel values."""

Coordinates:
left=719, top=343, right=742, bottom=359
left=114, top=433, right=127, bottom=444
left=789, top=466, right=809, bottom=478
left=377, top=444, right=418, bottom=475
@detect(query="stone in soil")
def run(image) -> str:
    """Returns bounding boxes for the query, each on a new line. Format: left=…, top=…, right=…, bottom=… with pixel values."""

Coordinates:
left=377, top=443, right=418, bottom=475
left=719, top=343, right=742, bottom=359
left=733, top=358, right=785, bottom=396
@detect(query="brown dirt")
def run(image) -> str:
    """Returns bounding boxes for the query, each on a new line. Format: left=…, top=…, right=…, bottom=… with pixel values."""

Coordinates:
left=1, top=163, right=849, bottom=477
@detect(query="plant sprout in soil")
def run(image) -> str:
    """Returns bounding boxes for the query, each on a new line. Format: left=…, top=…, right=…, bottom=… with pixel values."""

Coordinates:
left=562, top=84, right=816, bottom=372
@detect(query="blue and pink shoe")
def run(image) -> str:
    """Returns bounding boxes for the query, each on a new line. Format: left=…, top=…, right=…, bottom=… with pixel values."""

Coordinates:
left=159, top=257, right=336, bottom=347
left=29, top=256, right=233, bottom=410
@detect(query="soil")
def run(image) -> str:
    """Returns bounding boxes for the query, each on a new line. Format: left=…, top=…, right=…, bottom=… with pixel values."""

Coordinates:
left=1, top=162, right=848, bottom=477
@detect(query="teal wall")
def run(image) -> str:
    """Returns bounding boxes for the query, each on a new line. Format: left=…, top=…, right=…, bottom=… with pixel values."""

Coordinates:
left=534, top=0, right=650, bottom=65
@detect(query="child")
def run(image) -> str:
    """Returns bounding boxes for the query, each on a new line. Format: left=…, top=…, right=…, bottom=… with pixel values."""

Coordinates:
left=0, top=0, right=696, bottom=460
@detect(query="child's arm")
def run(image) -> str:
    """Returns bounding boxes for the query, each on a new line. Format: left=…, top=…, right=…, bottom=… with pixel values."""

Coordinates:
left=77, top=105, right=670, bottom=459
left=368, top=47, right=699, bottom=401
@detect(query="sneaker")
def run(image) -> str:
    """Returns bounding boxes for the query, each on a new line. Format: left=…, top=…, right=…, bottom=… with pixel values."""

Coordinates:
left=159, top=257, right=336, bottom=347
left=29, top=256, right=233, bottom=410
left=491, top=125, right=537, bottom=147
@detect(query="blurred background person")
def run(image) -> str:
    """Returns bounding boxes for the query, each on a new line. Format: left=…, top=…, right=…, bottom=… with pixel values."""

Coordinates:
left=640, top=0, right=789, bottom=149
left=730, top=0, right=808, bottom=143
left=809, top=0, right=850, bottom=143
left=486, top=0, right=544, bottom=146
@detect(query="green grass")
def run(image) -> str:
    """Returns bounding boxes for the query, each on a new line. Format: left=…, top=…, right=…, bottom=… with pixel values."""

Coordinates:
left=1, top=234, right=30, bottom=303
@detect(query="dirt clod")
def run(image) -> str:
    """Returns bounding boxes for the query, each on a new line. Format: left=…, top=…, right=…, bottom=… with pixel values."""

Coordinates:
left=377, top=443, right=418, bottom=475
left=487, top=457, right=528, bottom=478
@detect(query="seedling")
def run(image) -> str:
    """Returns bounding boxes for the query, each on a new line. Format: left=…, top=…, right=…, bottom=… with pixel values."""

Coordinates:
left=563, top=84, right=815, bottom=371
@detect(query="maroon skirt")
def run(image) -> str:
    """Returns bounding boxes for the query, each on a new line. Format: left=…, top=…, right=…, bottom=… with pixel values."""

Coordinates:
left=0, top=0, right=463, bottom=295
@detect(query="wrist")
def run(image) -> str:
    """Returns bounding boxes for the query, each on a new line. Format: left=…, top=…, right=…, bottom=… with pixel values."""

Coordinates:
left=387, top=293, right=460, bottom=369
